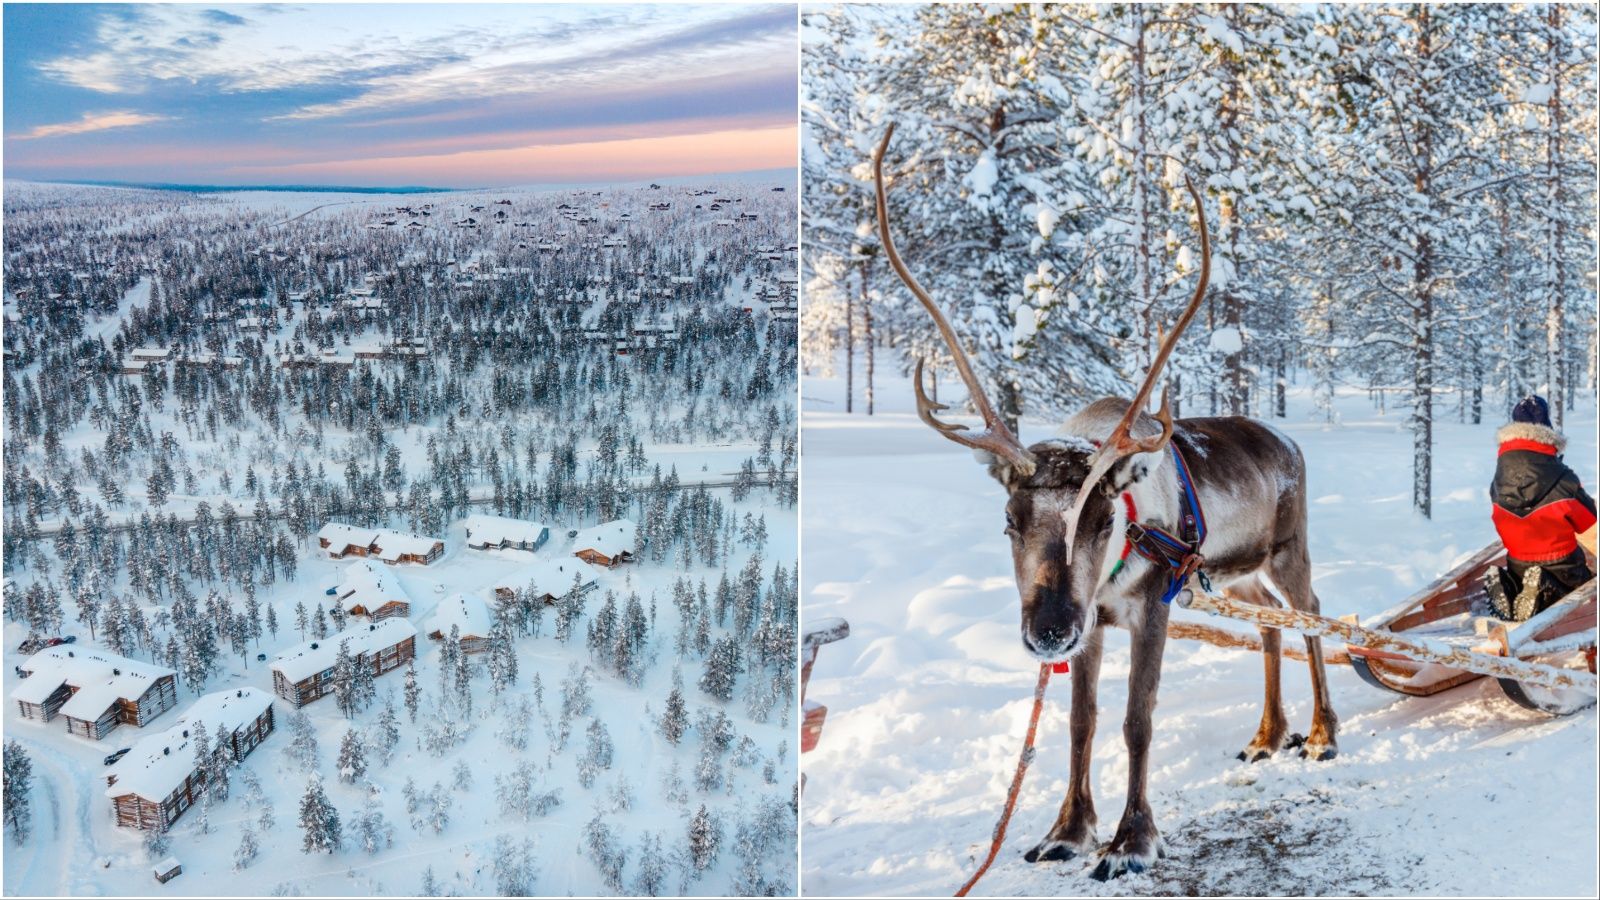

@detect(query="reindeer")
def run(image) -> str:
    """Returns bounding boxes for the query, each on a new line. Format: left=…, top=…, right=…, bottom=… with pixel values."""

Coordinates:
left=872, top=125, right=1339, bottom=881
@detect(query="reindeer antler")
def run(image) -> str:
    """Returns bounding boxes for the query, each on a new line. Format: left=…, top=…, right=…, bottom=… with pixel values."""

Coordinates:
left=873, top=124, right=1036, bottom=476
left=1062, top=175, right=1211, bottom=554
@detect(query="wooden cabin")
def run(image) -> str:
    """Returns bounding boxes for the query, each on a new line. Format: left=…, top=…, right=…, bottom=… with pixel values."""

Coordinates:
left=425, top=594, right=494, bottom=654
left=270, top=619, right=417, bottom=708
left=461, top=514, right=549, bottom=552
left=105, top=688, right=275, bottom=831
left=12, top=647, right=177, bottom=740
left=572, top=520, right=638, bottom=568
left=336, top=559, right=412, bottom=621
left=153, top=859, right=182, bottom=883
left=317, top=523, right=444, bottom=565
left=492, top=558, right=601, bottom=606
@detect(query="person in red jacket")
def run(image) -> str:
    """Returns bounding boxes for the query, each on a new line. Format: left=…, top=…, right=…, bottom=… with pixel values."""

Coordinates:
left=1484, top=395, right=1598, bottom=620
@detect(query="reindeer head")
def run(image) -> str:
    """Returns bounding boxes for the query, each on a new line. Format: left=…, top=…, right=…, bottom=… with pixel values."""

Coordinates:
left=872, top=124, right=1210, bottom=662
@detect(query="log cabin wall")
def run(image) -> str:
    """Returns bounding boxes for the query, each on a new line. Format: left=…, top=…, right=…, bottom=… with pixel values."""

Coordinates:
left=16, top=682, right=72, bottom=721
left=126, top=675, right=177, bottom=726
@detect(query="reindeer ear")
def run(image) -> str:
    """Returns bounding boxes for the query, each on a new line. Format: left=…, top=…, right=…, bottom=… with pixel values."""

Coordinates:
left=1099, top=453, right=1151, bottom=498
left=986, top=458, right=1021, bottom=491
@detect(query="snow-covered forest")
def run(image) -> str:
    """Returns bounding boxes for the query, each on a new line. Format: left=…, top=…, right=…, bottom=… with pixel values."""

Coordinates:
left=2, top=179, right=798, bottom=896
left=801, top=2, right=1597, bottom=517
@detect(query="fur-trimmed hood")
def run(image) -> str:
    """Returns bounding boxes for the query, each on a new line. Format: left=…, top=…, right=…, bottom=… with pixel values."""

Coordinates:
left=1496, top=421, right=1567, bottom=453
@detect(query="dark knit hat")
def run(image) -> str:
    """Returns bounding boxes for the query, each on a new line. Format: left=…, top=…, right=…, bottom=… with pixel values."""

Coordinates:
left=1511, top=395, right=1551, bottom=427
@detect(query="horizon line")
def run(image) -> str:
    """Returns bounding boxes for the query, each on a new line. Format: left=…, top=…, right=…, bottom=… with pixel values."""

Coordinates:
left=6, top=167, right=800, bottom=196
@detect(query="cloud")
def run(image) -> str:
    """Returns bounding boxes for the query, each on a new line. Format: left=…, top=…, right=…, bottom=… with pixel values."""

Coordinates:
left=201, top=9, right=248, bottom=27
left=32, top=4, right=795, bottom=126
left=12, top=110, right=172, bottom=141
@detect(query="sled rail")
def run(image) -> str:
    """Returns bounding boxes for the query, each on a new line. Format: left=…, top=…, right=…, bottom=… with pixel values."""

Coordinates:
left=1177, top=588, right=1597, bottom=695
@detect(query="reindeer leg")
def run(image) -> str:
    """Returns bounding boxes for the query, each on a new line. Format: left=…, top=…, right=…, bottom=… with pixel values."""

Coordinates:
left=1025, top=625, right=1103, bottom=863
left=1091, top=604, right=1168, bottom=881
left=1270, top=546, right=1339, bottom=761
left=1228, top=584, right=1290, bottom=761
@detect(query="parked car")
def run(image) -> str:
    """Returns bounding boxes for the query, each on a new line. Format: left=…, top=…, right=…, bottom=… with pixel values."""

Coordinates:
left=256, top=653, right=267, bottom=662
left=45, top=637, right=67, bottom=647
left=62, top=635, right=77, bottom=644
left=103, top=747, right=131, bottom=766
left=325, top=587, right=338, bottom=596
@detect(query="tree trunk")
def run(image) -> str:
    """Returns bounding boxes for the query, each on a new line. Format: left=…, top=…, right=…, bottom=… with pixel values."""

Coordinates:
left=1411, top=8, right=1435, bottom=520
left=1219, top=6, right=1248, bottom=416
left=1274, top=349, right=1287, bottom=418
left=1544, top=3, right=1567, bottom=429
left=845, top=266, right=856, bottom=414
left=863, top=260, right=875, bottom=416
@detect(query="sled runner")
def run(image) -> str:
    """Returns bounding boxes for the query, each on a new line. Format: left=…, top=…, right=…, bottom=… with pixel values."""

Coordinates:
left=1341, top=541, right=1596, bottom=715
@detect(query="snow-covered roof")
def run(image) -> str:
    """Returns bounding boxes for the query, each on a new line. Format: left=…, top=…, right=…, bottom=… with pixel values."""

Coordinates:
left=318, top=522, right=379, bottom=550
left=270, top=618, right=416, bottom=684
left=336, top=559, right=411, bottom=613
left=425, top=593, right=494, bottom=639
left=374, top=530, right=443, bottom=563
left=12, top=647, right=174, bottom=718
left=572, top=519, right=637, bottom=558
left=318, top=522, right=442, bottom=562
left=105, top=688, right=274, bottom=801
left=462, top=514, right=548, bottom=547
left=495, top=557, right=601, bottom=597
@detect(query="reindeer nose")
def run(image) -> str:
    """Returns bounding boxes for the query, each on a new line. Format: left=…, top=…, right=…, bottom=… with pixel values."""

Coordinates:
left=1024, top=623, right=1080, bottom=660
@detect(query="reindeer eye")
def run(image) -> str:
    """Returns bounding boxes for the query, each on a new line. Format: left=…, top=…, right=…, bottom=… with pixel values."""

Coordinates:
left=1004, top=511, right=1018, bottom=535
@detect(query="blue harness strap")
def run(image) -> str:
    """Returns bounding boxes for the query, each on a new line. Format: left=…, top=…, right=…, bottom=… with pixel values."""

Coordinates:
left=1125, top=442, right=1208, bottom=604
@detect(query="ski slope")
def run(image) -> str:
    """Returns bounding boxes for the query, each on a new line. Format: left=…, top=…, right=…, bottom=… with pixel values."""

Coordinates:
left=799, top=359, right=1597, bottom=897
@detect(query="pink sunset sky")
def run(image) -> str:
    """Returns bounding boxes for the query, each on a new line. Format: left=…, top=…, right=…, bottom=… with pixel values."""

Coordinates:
left=4, top=3, right=798, bottom=187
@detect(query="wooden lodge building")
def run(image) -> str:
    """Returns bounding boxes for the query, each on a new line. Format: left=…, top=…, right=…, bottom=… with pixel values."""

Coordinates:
left=317, top=522, right=444, bottom=565
left=462, top=514, right=549, bottom=552
left=494, top=557, right=601, bottom=606
left=270, top=619, right=417, bottom=708
left=572, top=519, right=638, bottom=568
left=11, top=647, right=177, bottom=740
left=336, top=559, right=413, bottom=621
left=104, top=688, right=276, bottom=831
left=425, top=594, right=494, bottom=654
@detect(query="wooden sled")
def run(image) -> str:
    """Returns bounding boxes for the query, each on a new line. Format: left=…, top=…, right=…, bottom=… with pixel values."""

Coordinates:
left=801, top=617, right=850, bottom=791
left=1345, top=542, right=1596, bottom=716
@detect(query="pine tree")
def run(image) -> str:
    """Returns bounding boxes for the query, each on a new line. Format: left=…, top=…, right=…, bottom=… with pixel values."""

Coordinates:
left=337, top=729, right=367, bottom=784
left=698, top=636, right=742, bottom=702
left=298, top=774, right=342, bottom=854
left=687, top=803, right=722, bottom=874
left=403, top=661, right=421, bottom=723
left=352, top=784, right=394, bottom=855
left=233, top=823, right=259, bottom=870
left=372, top=696, right=401, bottom=763
left=3, top=740, right=33, bottom=844
left=661, top=668, right=689, bottom=745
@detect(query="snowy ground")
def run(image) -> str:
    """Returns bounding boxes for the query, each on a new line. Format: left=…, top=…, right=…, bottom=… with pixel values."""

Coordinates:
left=799, top=356, right=1598, bottom=897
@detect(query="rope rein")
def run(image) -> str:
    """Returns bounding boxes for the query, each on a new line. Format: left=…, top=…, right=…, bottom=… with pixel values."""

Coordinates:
left=954, top=662, right=1057, bottom=897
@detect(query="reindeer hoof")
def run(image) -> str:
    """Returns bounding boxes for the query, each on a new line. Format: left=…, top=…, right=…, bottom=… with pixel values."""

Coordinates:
left=1299, top=743, right=1338, bottom=762
left=1088, top=839, right=1163, bottom=881
left=1237, top=748, right=1273, bottom=763
left=1023, top=831, right=1096, bottom=864
left=1023, top=841, right=1075, bottom=863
